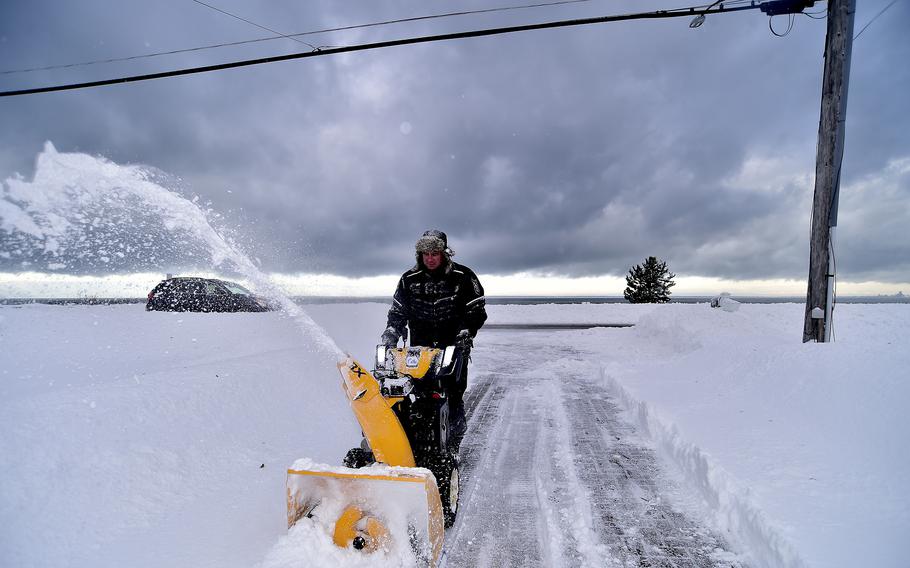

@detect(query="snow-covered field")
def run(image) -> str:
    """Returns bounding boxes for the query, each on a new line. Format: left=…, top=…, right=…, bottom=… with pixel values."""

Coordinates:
left=1, top=301, right=907, bottom=567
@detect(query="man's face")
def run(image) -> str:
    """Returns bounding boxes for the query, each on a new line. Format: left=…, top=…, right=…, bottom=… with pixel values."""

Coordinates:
left=422, top=250, right=443, bottom=270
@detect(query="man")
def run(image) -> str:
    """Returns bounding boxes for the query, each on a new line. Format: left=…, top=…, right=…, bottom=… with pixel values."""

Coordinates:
left=381, top=229, right=487, bottom=447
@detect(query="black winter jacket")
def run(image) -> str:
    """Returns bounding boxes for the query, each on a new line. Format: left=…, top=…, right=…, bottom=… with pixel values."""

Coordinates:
left=386, top=260, right=487, bottom=347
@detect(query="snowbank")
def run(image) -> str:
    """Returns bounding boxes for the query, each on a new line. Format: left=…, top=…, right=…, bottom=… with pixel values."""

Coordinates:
left=581, top=303, right=910, bottom=568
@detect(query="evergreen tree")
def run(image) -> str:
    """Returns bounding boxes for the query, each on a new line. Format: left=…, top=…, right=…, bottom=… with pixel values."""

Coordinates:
left=624, top=256, right=676, bottom=303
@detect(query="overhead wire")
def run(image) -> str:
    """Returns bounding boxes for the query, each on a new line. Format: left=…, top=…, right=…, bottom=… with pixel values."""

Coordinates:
left=801, top=10, right=827, bottom=20
left=1, top=0, right=600, bottom=76
left=854, top=0, right=901, bottom=40
left=0, top=1, right=764, bottom=98
left=188, top=0, right=319, bottom=51
left=769, top=11, right=796, bottom=35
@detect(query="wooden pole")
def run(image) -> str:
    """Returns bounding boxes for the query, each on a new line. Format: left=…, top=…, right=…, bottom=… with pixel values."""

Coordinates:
left=803, top=0, right=855, bottom=343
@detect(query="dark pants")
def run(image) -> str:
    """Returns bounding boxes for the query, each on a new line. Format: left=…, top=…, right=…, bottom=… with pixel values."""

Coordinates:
left=448, top=351, right=469, bottom=450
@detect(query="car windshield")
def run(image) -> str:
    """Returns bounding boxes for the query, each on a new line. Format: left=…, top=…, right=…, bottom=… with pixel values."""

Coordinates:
left=220, top=281, right=252, bottom=296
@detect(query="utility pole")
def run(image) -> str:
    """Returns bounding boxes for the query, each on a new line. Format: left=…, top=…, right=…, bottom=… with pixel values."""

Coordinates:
left=803, top=0, right=855, bottom=343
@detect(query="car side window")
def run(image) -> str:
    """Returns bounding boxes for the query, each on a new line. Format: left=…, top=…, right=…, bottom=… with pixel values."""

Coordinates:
left=180, top=281, right=201, bottom=295
left=204, top=282, right=225, bottom=295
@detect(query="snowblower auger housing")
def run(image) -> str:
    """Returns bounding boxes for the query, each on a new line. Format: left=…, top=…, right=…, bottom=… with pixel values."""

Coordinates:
left=286, top=354, right=454, bottom=566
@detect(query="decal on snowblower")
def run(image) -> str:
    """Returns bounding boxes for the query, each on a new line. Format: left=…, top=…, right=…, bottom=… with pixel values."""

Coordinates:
left=406, top=348, right=421, bottom=368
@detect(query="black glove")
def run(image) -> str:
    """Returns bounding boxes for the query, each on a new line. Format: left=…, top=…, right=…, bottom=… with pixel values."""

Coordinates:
left=455, top=329, right=473, bottom=348
left=380, top=327, right=400, bottom=347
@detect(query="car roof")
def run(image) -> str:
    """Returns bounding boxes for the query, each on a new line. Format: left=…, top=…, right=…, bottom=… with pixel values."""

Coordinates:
left=160, top=277, right=242, bottom=287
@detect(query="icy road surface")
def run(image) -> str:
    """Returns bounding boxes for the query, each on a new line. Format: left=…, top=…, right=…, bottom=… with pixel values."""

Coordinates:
left=445, top=329, right=745, bottom=568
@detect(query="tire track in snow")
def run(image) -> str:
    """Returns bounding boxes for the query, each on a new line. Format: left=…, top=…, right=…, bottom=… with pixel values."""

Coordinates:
left=446, top=376, right=545, bottom=566
left=462, top=368, right=498, bottom=422
left=457, top=373, right=505, bottom=493
left=447, top=343, right=597, bottom=567
left=543, top=377, right=615, bottom=567
left=563, top=368, right=746, bottom=568
left=531, top=415, right=566, bottom=568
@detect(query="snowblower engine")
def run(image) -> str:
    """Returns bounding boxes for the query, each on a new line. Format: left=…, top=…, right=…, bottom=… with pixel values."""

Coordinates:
left=374, top=345, right=464, bottom=456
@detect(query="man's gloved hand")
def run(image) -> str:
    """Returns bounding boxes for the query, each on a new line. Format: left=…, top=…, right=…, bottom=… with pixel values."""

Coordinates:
left=455, top=329, right=473, bottom=348
left=380, top=327, right=400, bottom=347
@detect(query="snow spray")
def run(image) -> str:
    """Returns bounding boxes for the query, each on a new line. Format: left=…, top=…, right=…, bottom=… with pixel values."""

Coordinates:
left=0, top=142, right=343, bottom=358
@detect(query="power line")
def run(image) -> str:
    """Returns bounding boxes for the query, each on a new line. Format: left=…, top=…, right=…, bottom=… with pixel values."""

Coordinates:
left=854, top=0, right=901, bottom=40
left=1, top=0, right=599, bottom=76
left=188, top=0, right=319, bottom=51
left=0, top=2, right=762, bottom=98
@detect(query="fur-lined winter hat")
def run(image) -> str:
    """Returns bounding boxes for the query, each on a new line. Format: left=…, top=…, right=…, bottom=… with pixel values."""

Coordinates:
left=415, top=229, right=454, bottom=256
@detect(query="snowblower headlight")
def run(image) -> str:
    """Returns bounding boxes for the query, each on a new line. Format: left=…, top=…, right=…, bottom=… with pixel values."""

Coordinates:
left=376, top=345, right=387, bottom=369
left=441, top=346, right=456, bottom=370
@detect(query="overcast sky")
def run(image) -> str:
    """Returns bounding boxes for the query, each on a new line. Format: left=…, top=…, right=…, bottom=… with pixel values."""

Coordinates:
left=1, top=0, right=908, bottom=293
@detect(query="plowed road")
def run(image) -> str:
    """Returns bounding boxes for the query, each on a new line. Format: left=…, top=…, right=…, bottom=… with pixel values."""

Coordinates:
left=443, top=328, right=745, bottom=568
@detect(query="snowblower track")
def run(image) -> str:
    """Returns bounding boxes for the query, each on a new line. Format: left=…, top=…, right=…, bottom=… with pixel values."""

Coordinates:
left=445, top=334, right=746, bottom=568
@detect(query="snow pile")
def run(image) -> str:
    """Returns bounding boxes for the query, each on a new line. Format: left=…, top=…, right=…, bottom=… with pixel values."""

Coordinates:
left=584, top=303, right=910, bottom=568
left=710, top=292, right=741, bottom=312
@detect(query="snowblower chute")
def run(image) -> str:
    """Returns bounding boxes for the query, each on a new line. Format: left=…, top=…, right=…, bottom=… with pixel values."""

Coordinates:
left=286, top=358, right=445, bottom=565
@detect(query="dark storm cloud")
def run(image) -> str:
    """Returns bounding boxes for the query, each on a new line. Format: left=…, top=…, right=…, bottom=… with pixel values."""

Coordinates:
left=1, top=0, right=908, bottom=284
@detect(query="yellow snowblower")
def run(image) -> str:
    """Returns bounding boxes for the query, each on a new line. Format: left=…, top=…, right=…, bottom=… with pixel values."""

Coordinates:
left=287, top=345, right=467, bottom=566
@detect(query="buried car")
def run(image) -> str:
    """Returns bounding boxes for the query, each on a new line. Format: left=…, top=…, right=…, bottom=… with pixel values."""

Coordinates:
left=146, top=277, right=270, bottom=312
